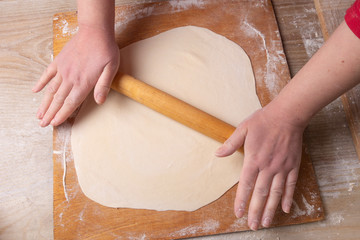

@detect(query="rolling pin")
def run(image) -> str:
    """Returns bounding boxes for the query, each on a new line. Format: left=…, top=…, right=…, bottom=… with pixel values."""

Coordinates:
left=111, top=73, right=243, bottom=153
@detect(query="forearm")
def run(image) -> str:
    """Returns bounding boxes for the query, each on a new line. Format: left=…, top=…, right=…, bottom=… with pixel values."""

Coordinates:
left=269, top=21, right=360, bottom=127
left=77, top=0, right=115, bottom=35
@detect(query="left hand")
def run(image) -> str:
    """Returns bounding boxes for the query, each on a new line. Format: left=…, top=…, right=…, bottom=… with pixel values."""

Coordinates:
left=215, top=104, right=304, bottom=230
left=32, top=25, right=120, bottom=127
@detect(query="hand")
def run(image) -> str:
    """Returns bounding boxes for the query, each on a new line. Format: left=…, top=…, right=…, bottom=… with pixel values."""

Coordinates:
left=32, top=26, right=120, bottom=127
left=215, top=104, right=305, bottom=230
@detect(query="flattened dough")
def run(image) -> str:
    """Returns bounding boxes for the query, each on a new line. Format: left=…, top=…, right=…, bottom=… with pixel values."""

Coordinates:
left=71, top=26, right=261, bottom=211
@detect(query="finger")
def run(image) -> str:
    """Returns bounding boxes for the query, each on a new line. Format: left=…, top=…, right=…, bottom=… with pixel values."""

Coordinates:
left=247, top=171, right=273, bottom=231
left=234, top=162, right=258, bottom=219
left=40, top=82, right=73, bottom=127
left=215, top=123, right=247, bottom=157
left=32, top=62, right=57, bottom=92
left=36, top=73, right=62, bottom=119
left=51, top=87, right=89, bottom=126
left=261, top=173, right=286, bottom=228
left=282, top=168, right=299, bottom=213
left=94, top=62, right=119, bottom=105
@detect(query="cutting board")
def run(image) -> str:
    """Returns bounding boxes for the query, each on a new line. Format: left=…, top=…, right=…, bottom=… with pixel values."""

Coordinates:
left=314, top=0, right=360, bottom=161
left=53, top=1, right=324, bottom=239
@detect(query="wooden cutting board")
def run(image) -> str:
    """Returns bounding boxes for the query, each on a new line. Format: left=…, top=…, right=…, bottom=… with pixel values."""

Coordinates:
left=53, top=1, right=324, bottom=239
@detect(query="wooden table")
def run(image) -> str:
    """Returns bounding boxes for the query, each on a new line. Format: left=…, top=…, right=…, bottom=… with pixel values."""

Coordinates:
left=1, top=0, right=359, bottom=239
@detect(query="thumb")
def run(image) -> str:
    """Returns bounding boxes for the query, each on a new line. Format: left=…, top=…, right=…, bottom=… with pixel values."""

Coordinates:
left=215, top=123, right=247, bottom=157
left=94, top=63, right=119, bottom=105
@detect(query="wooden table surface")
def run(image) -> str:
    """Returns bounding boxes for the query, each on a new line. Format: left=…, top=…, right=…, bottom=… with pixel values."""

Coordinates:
left=1, top=0, right=359, bottom=239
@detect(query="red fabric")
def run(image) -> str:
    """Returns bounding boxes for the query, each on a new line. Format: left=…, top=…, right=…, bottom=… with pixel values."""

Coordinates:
left=345, top=0, right=360, bottom=39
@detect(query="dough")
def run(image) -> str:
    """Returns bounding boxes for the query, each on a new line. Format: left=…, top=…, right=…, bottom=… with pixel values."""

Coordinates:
left=71, top=26, right=261, bottom=211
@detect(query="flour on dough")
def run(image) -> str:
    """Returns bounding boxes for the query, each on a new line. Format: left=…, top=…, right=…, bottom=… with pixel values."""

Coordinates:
left=71, top=26, right=261, bottom=211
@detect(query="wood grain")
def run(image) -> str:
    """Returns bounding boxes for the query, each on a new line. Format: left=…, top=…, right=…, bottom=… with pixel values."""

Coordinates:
left=314, top=0, right=360, bottom=161
left=0, top=1, right=77, bottom=239
left=53, top=1, right=323, bottom=239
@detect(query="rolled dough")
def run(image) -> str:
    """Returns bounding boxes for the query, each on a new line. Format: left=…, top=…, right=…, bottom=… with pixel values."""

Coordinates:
left=71, top=26, right=261, bottom=211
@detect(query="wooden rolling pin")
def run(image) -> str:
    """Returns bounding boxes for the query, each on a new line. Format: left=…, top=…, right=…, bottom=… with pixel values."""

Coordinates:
left=111, top=73, right=243, bottom=153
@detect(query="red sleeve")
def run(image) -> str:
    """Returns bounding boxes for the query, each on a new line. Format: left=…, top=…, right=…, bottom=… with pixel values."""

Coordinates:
left=345, top=0, right=360, bottom=39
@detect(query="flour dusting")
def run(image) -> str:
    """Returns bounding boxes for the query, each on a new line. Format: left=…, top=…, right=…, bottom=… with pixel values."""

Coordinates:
left=62, top=137, right=69, bottom=202
left=287, top=7, right=324, bottom=58
left=226, top=216, right=248, bottom=232
left=290, top=194, right=316, bottom=218
left=115, top=6, right=155, bottom=33
left=59, top=212, right=64, bottom=227
left=314, top=144, right=360, bottom=199
left=319, top=212, right=345, bottom=227
left=303, top=38, right=324, bottom=58
left=348, top=182, right=355, bottom=191
left=291, top=200, right=306, bottom=218
left=78, top=203, right=88, bottom=222
left=241, top=21, right=286, bottom=96
left=55, top=19, right=79, bottom=38
left=53, top=122, right=72, bottom=165
left=327, top=213, right=345, bottom=225
left=170, top=219, right=220, bottom=237
left=169, top=0, right=205, bottom=12
left=53, top=122, right=72, bottom=202
left=301, top=194, right=315, bottom=215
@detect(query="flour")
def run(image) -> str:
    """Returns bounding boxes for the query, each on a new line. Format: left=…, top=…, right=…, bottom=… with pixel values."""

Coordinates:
left=287, top=7, right=324, bottom=58
left=291, top=200, right=306, bottom=218
left=169, top=0, right=206, bottom=12
left=303, top=38, right=324, bottom=58
left=121, top=233, right=147, bottom=240
left=327, top=213, right=345, bottom=226
left=62, top=137, right=69, bottom=202
left=115, top=6, right=155, bottom=33
left=313, top=142, right=360, bottom=199
left=53, top=122, right=72, bottom=202
left=114, top=0, right=208, bottom=33
left=226, top=217, right=248, bottom=232
left=53, top=122, right=72, bottom=165
left=301, top=194, right=315, bottom=216
left=58, top=212, right=65, bottom=227
left=290, top=194, right=316, bottom=218
left=54, top=19, right=79, bottom=38
left=319, top=212, right=345, bottom=227
left=78, top=203, right=88, bottom=222
left=348, top=182, right=355, bottom=191
left=240, top=21, right=286, bottom=97
left=170, top=219, right=220, bottom=237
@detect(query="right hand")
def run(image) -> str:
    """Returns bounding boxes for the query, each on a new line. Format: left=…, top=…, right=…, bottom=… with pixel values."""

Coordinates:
left=32, top=25, right=120, bottom=127
left=216, top=103, right=305, bottom=230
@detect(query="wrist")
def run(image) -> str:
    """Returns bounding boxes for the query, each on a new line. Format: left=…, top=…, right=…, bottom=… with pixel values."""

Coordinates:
left=77, top=0, right=115, bottom=36
left=77, top=22, right=115, bottom=39
left=264, top=96, right=310, bottom=131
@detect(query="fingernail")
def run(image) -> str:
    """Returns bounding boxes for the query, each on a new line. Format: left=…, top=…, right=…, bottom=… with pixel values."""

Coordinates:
left=235, top=201, right=246, bottom=218
left=284, top=201, right=292, bottom=213
left=51, top=119, right=56, bottom=126
left=37, top=111, right=43, bottom=119
left=215, top=146, right=225, bottom=156
left=235, top=208, right=244, bottom=218
left=40, top=119, right=48, bottom=127
left=96, top=93, right=105, bottom=104
left=262, top=217, right=271, bottom=227
left=250, top=220, right=259, bottom=231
